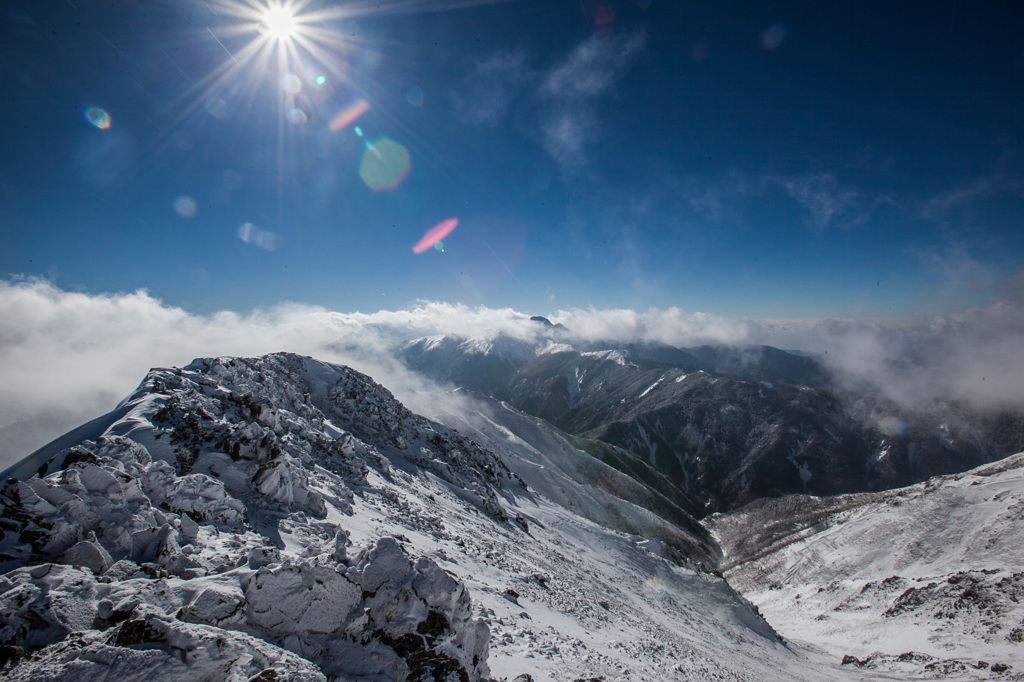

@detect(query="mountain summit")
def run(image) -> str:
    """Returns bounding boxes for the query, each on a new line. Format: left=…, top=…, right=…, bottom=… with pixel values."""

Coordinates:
left=1, top=352, right=815, bottom=681
left=2, top=352, right=1021, bottom=680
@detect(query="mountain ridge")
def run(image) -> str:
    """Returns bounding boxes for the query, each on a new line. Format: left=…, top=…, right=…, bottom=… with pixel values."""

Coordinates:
left=2, top=351, right=830, bottom=681
left=399, top=333, right=1024, bottom=516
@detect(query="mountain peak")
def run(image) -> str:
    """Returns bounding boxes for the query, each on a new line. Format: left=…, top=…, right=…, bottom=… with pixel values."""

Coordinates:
left=530, top=315, right=568, bottom=332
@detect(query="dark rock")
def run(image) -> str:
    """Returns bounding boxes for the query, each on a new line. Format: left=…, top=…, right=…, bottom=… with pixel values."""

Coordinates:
left=113, top=619, right=167, bottom=647
left=371, top=627, right=471, bottom=682
left=527, top=573, right=549, bottom=588
left=59, top=448, right=101, bottom=470
left=416, top=611, right=450, bottom=641
left=0, top=644, right=27, bottom=669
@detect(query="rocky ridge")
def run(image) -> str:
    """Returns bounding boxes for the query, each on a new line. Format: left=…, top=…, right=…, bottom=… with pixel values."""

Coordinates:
left=0, top=353, right=507, bottom=680
left=0, top=352, right=824, bottom=681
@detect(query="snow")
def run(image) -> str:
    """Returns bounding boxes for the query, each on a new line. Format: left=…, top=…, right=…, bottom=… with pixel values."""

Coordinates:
left=637, top=375, right=664, bottom=399
left=2, top=351, right=1013, bottom=681
left=719, top=454, right=1024, bottom=677
left=566, top=366, right=585, bottom=408
left=538, top=340, right=575, bottom=355
left=581, top=349, right=636, bottom=367
left=636, top=422, right=657, bottom=465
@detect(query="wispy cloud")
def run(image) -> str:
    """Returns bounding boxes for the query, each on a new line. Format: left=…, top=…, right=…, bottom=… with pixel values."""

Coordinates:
left=918, top=244, right=999, bottom=303
left=770, top=172, right=872, bottom=230
left=542, top=30, right=645, bottom=99
left=920, top=175, right=1024, bottom=222
left=454, top=30, right=645, bottom=173
left=539, top=30, right=644, bottom=171
left=807, top=291, right=1024, bottom=413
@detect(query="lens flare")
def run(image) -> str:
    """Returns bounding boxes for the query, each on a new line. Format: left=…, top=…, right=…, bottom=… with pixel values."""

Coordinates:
left=405, top=86, right=424, bottom=107
left=205, top=98, right=229, bottom=119
left=642, top=577, right=668, bottom=603
left=413, top=218, right=458, bottom=254
left=83, top=106, right=111, bottom=130
left=878, top=416, right=907, bottom=437
left=174, top=196, right=198, bottom=218
left=762, top=23, right=786, bottom=49
left=280, top=72, right=302, bottom=94
left=239, top=222, right=280, bottom=250
left=199, top=0, right=352, bottom=139
left=329, top=100, right=370, bottom=133
left=359, top=137, right=411, bottom=191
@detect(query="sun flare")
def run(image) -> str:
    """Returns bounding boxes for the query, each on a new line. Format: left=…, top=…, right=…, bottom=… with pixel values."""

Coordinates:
left=261, top=4, right=298, bottom=41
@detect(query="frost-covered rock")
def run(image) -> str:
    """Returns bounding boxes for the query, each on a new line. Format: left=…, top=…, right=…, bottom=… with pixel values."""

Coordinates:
left=0, top=537, right=490, bottom=681
left=223, top=537, right=489, bottom=680
left=0, top=354, right=506, bottom=680
left=1, top=351, right=866, bottom=682
left=1, top=605, right=326, bottom=682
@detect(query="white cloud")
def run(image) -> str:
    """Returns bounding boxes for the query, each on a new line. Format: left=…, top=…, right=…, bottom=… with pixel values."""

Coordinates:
left=0, top=280, right=431, bottom=468
left=781, top=295, right=1024, bottom=413
left=542, top=30, right=645, bottom=99
left=539, top=30, right=644, bottom=171
left=549, top=306, right=754, bottom=347
left=3, top=277, right=1023, bottom=472
left=457, top=31, right=645, bottom=173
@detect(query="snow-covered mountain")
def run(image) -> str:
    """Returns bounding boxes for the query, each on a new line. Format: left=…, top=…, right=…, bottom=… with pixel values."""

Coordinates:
left=400, top=332, right=1024, bottom=515
left=708, top=453, right=1024, bottom=677
left=2, top=352, right=849, bottom=681
left=3, top=351, right=1022, bottom=680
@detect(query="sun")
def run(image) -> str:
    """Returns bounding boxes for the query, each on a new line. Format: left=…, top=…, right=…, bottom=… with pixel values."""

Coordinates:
left=261, top=4, right=298, bottom=41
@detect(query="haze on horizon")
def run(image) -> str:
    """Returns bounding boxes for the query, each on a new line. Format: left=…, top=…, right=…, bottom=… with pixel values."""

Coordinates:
left=2, top=275, right=1024, bottom=474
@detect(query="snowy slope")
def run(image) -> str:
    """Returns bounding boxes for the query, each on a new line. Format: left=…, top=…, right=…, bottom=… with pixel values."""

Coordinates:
left=710, top=454, right=1024, bottom=678
left=0, top=352, right=873, bottom=681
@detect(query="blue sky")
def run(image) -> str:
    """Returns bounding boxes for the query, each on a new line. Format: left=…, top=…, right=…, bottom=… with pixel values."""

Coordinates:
left=2, top=0, right=1023, bottom=318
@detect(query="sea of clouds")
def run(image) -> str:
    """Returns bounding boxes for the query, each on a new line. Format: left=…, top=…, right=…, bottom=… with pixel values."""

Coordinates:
left=2, top=276, right=1023, bottom=471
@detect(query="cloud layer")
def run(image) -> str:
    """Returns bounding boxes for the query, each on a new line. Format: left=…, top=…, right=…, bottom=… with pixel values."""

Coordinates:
left=2, top=277, right=1023, bottom=471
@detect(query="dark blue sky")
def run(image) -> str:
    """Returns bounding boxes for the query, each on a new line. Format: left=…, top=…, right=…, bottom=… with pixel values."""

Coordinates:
left=2, top=0, right=1023, bottom=317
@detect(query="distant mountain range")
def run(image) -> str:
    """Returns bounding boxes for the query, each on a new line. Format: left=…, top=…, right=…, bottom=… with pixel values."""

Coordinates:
left=400, top=329, right=1024, bottom=516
